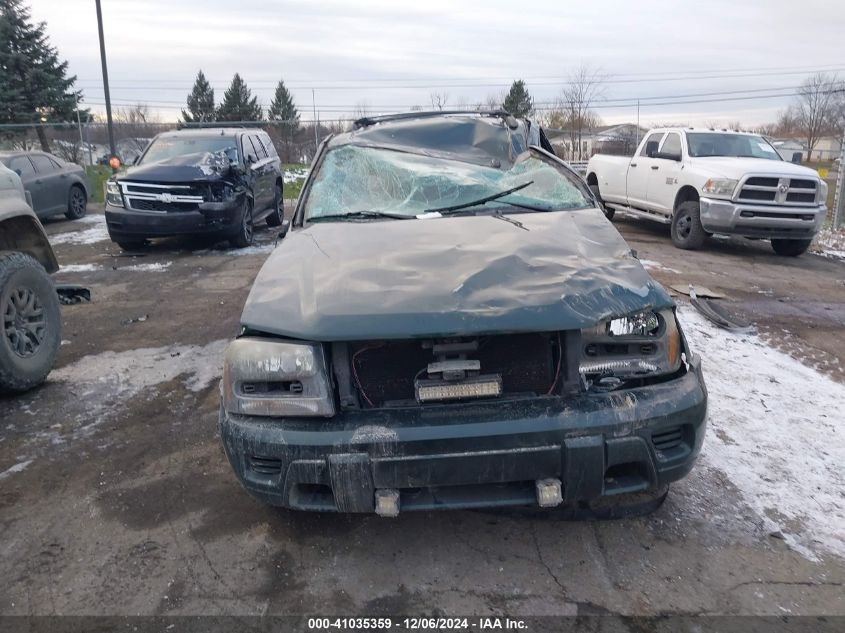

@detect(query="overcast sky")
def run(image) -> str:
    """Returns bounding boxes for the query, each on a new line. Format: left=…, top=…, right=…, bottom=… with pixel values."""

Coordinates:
left=29, top=0, right=845, bottom=127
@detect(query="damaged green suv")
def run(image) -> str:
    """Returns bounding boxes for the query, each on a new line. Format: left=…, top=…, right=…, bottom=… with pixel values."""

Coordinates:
left=219, top=112, right=707, bottom=516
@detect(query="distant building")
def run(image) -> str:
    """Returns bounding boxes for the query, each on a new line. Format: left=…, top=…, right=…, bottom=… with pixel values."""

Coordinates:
left=770, top=139, right=806, bottom=163
left=546, top=124, right=649, bottom=160
left=771, top=136, right=842, bottom=163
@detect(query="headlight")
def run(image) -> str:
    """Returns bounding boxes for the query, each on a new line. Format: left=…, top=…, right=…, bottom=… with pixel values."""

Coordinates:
left=702, top=178, right=738, bottom=198
left=106, top=181, right=124, bottom=207
left=580, top=309, right=682, bottom=383
left=222, top=338, right=335, bottom=417
left=819, top=180, right=828, bottom=204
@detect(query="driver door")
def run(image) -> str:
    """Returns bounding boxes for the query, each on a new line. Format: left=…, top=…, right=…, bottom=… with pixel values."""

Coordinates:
left=626, top=132, right=663, bottom=209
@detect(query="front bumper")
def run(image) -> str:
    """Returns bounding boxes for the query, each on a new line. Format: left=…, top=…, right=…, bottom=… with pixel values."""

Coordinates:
left=104, top=198, right=242, bottom=239
left=699, top=197, right=825, bottom=239
left=219, top=357, right=708, bottom=514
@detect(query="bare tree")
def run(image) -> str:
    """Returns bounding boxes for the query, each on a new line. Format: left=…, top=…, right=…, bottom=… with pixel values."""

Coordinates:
left=791, top=73, right=840, bottom=161
left=352, top=100, right=371, bottom=120
left=429, top=92, right=450, bottom=111
left=560, top=64, right=608, bottom=160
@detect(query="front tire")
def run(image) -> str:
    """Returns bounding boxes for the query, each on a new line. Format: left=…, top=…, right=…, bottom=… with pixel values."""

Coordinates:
left=65, top=185, right=87, bottom=220
left=229, top=199, right=254, bottom=248
left=0, top=252, right=62, bottom=393
left=266, top=183, right=283, bottom=227
left=671, top=201, right=706, bottom=250
left=589, top=183, right=614, bottom=220
left=771, top=238, right=812, bottom=257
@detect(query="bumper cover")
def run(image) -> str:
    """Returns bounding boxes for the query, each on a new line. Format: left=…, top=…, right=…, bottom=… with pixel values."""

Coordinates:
left=699, top=197, right=825, bottom=239
left=219, top=357, right=708, bottom=514
left=105, top=198, right=242, bottom=238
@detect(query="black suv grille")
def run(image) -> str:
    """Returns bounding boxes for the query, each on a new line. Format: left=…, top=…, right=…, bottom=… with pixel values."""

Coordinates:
left=349, top=333, right=558, bottom=408
left=128, top=199, right=199, bottom=213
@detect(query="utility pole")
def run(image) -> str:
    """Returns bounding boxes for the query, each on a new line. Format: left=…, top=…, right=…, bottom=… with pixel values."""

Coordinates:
left=75, top=96, right=85, bottom=167
left=833, top=128, right=845, bottom=228
left=95, top=0, right=117, bottom=170
left=312, top=89, right=319, bottom=152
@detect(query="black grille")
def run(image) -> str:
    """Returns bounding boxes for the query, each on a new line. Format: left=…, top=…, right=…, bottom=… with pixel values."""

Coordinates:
left=249, top=455, right=283, bottom=475
left=739, top=189, right=775, bottom=201
left=127, top=198, right=199, bottom=213
left=786, top=192, right=816, bottom=203
left=789, top=178, right=817, bottom=190
left=652, top=427, right=683, bottom=452
left=350, top=333, right=556, bottom=408
left=744, top=177, right=779, bottom=187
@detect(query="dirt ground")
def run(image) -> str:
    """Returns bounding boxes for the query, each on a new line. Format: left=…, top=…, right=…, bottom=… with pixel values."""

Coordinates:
left=1, top=205, right=843, bottom=618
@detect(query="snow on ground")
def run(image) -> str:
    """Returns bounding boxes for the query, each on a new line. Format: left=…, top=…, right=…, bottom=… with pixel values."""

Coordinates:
left=58, top=264, right=102, bottom=273
left=120, top=261, right=172, bottom=272
left=639, top=259, right=681, bottom=274
left=0, top=459, right=33, bottom=481
left=49, top=214, right=110, bottom=245
left=284, top=167, right=309, bottom=184
left=678, top=305, right=845, bottom=560
left=811, top=227, right=845, bottom=260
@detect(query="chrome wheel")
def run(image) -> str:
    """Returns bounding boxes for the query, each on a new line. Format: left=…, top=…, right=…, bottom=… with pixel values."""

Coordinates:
left=3, top=287, right=46, bottom=358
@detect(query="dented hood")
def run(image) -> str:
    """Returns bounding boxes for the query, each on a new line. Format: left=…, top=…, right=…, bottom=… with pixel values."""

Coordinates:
left=241, top=209, right=674, bottom=340
left=118, top=152, right=234, bottom=184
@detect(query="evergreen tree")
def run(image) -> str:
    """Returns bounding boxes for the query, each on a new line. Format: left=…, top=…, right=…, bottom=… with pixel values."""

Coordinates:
left=0, top=0, right=81, bottom=151
left=502, top=80, right=533, bottom=118
left=216, top=73, right=262, bottom=122
left=267, top=79, right=299, bottom=150
left=181, top=69, right=215, bottom=123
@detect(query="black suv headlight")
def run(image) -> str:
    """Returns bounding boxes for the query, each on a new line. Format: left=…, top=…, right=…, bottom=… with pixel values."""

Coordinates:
left=222, top=338, right=335, bottom=417
left=106, top=181, right=124, bottom=207
left=580, top=309, right=682, bottom=383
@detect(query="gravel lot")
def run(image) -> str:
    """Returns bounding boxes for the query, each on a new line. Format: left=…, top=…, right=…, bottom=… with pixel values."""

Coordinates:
left=1, top=205, right=843, bottom=618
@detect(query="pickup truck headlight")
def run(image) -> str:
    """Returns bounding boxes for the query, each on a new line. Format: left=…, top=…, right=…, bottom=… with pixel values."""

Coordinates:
left=580, top=309, right=682, bottom=383
left=106, top=181, right=124, bottom=207
left=222, top=338, right=335, bottom=417
left=702, top=178, right=738, bottom=199
left=819, top=180, right=828, bottom=204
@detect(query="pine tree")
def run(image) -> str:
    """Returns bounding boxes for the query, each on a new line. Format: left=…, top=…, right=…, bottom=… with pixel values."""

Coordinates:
left=502, top=80, right=533, bottom=118
left=0, top=0, right=81, bottom=151
left=267, top=79, right=299, bottom=151
left=216, top=73, right=262, bottom=122
left=181, top=69, right=215, bottom=123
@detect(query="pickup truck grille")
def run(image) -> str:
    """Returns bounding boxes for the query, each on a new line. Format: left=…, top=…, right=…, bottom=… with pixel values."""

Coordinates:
left=347, top=333, right=559, bottom=408
left=119, top=181, right=205, bottom=213
left=736, top=176, right=818, bottom=206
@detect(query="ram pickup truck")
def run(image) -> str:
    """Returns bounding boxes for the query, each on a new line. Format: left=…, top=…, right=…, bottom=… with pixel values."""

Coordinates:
left=586, top=128, right=828, bottom=256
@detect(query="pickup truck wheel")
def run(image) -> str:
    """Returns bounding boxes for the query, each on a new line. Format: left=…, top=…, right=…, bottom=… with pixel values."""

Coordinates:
left=229, top=199, right=254, bottom=248
left=671, top=201, right=706, bottom=250
left=771, top=238, right=812, bottom=257
left=0, top=252, right=61, bottom=393
left=266, top=184, right=283, bottom=227
left=65, top=185, right=87, bottom=220
left=589, top=184, right=614, bottom=220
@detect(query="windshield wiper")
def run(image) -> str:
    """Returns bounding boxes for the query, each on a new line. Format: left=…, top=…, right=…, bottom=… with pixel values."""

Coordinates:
left=423, top=181, right=534, bottom=215
left=307, top=210, right=413, bottom=223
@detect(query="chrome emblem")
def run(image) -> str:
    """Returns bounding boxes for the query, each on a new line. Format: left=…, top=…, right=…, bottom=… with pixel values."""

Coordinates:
left=777, top=183, right=789, bottom=194
left=158, top=193, right=174, bottom=203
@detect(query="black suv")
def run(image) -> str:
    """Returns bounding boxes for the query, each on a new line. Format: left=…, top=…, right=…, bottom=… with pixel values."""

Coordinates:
left=104, top=128, right=285, bottom=249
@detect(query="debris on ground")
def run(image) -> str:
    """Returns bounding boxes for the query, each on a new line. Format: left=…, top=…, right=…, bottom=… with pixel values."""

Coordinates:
left=121, top=314, right=149, bottom=325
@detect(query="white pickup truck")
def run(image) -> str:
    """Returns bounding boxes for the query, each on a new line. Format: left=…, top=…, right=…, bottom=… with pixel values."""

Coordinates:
left=586, top=128, right=828, bottom=256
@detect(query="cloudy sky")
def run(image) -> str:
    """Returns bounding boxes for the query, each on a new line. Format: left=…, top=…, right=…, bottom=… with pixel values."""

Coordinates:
left=29, top=0, right=845, bottom=127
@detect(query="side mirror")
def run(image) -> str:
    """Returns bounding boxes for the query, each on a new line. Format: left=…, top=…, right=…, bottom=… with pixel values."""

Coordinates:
left=278, top=219, right=290, bottom=239
left=791, top=152, right=802, bottom=165
left=645, top=141, right=659, bottom=158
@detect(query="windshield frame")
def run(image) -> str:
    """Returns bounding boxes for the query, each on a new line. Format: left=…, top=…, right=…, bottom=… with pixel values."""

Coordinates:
left=685, top=132, right=783, bottom=161
left=137, top=134, right=240, bottom=166
left=295, top=144, right=594, bottom=227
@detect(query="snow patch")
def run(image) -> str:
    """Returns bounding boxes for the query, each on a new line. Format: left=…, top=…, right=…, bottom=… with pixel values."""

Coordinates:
left=283, top=167, right=309, bottom=184
left=812, top=228, right=845, bottom=261
left=679, top=305, right=845, bottom=560
left=50, top=215, right=110, bottom=245
left=58, top=264, right=102, bottom=273
left=121, top=261, right=172, bottom=272
left=639, top=259, right=681, bottom=274
left=0, top=459, right=33, bottom=481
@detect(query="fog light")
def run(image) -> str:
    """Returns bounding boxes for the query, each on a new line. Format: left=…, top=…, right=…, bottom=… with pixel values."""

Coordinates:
left=536, top=478, right=563, bottom=507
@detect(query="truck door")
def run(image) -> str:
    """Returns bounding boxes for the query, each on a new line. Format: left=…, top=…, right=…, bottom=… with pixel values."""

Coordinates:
left=646, top=132, right=684, bottom=216
left=626, top=132, right=663, bottom=209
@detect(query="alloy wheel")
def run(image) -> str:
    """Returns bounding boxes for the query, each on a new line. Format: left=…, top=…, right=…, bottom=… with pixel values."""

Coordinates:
left=3, top=287, right=46, bottom=358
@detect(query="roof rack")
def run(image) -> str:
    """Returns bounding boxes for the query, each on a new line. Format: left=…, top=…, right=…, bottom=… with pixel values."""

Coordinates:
left=353, top=110, right=519, bottom=130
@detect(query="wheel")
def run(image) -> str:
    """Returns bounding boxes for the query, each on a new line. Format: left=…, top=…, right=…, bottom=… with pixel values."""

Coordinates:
left=771, top=238, right=812, bottom=257
left=670, top=201, right=706, bottom=250
left=113, top=239, right=147, bottom=251
left=229, top=199, right=254, bottom=248
left=0, top=252, right=62, bottom=393
left=65, top=185, right=87, bottom=220
left=589, top=183, right=614, bottom=220
left=266, top=183, right=283, bottom=227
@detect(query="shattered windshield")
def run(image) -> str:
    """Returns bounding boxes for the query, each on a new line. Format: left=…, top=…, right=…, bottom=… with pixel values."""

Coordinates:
left=140, top=136, right=238, bottom=165
left=304, top=145, right=590, bottom=219
left=686, top=133, right=781, bottom=160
